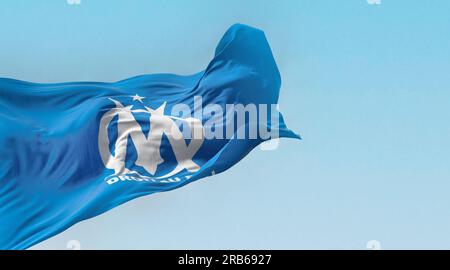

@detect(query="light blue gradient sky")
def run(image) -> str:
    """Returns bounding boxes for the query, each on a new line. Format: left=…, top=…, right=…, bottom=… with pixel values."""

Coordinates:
left=1, top=0, right=450, bottom=249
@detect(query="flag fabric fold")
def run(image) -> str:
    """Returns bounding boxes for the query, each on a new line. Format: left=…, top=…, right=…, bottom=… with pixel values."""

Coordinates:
left=0, top=24, right=300, bottom=249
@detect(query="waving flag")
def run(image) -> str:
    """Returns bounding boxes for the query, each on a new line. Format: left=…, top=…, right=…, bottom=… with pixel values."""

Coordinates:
left=0, top=24, right=300, bottom=249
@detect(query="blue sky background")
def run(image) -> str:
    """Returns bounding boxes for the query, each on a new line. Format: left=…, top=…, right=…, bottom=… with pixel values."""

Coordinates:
left=1, top=0, right=450, bottom=249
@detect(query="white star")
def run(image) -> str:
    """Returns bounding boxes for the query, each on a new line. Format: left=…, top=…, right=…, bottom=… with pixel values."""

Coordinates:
left=131, top=94, right=146, bottom=103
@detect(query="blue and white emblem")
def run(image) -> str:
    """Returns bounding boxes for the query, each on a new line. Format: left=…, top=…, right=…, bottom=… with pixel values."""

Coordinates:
left=98, top=96, right=204, bottom=184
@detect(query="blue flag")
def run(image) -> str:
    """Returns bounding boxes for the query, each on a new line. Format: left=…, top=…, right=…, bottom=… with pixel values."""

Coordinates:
left=0, top=24, right=300, bottom=249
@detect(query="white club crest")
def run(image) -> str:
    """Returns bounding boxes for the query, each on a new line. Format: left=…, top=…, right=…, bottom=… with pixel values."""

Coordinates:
left=98, top=98, right=204, bottom=183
